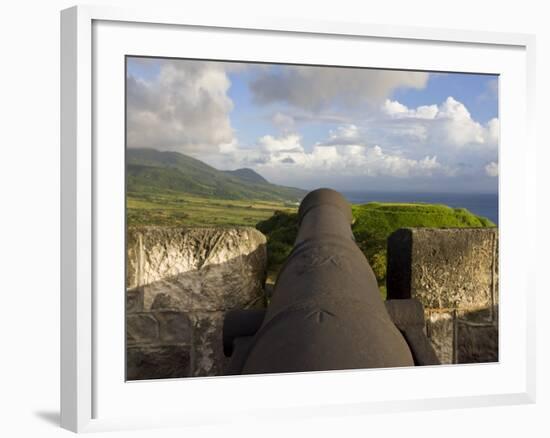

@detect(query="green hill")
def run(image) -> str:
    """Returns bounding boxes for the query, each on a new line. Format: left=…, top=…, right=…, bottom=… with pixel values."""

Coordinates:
left=223, top=168, right=269, bottom=184
left=351, top=202, right=494, bottom=244
left=256, top=202, right=496, bottom=294
left=127, top=148, right=306, bottom=202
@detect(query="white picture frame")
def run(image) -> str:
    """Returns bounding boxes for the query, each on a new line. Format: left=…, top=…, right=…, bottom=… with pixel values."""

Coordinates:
left=60, top=4, right=536, bottom=433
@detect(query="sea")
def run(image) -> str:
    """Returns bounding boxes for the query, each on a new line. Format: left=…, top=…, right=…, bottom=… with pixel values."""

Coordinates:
left=341, top=191, right=499, bottom=225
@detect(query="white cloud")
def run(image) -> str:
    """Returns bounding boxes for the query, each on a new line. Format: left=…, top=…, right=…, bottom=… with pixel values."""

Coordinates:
left=127, top=58, right=497, bottom=190
left=485, top=161, right=499, bottom=177
left=127, top=59, right=235, bottom=153
left=432, top=97, right=485, bottom=146
left=257, top=134, right=304, bottom=154
left=250, top=66, right=429, bottom=110
left=484, top=118, right=500, bottom=144
left=381, top=97, right=499, bottom=149
left=330, top=124, right=359, bottom=140
left=383, top=99, right=438, bottom=119
left=321, top=124, right=361, bottom=145
left=359, top=146, right=442, bottom=178
left=197, top=93, right=497, bottom=189
left=233, top=132, right=445, bottom=180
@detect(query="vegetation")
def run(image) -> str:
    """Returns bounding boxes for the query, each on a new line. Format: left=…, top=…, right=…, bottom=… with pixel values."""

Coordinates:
left=256, top=210, right=299, bottom=269
left=126, top=148, right=496, bottom=298
left=257, top=202, right=495, bottom=297
left=127, top=192, right=295, bottom=228
left=127, top=148, right=306, bottom=202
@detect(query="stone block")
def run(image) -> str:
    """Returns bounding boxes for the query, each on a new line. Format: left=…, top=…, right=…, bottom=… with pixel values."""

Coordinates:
left=426, top=311, right=455, bottom=364
left=126, top=313, right=159, bottom=345
left=126, top=227, right=268, bottom=312
left=457, top=306, right=497, bottom=324
left=191, top=311, right=229, bottom=377
left=457, top=321, right=498, bottom=363
left=154, top=311, right=193, bottom=344
left=126, top=287, right=144, bottom=313
left=126, top=345, right=191, bottom=380
left=151, top=292, right=177, bottom=310
left=387, top=228, right=498, bottom=310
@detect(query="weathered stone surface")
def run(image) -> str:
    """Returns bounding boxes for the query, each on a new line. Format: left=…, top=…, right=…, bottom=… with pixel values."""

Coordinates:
left=126, top=227, right=267, bottom=312
left=386, top=228, right=499, bottom=365
left=151, top=292, right=177, bottom=310
left=457, top=321, right=498, bottom=363
left=126, top=287, right=144, bottom=313
left=155, top=311, right=193, bottom=344
left=125, top=226, right=269, bottom=380
left=126, top=313, right=159, bottom=345
left=126, top=345, right=191, bottom=380
left=387, top=228, right=498, bottom=310
left=191, top=312, right=229, bottom=377
left=457, top=306, right=497, bottom=323
left=426, top=311, right=455, bottom=364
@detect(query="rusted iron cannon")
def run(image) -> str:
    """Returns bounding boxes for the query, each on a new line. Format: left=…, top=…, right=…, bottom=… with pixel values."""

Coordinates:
left=223, top=188, right=439, bottom=374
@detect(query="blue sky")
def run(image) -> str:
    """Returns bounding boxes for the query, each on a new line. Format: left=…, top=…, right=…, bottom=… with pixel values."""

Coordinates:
left=126, top=57, right=499, bottom=193
left=393, top=73, right=498, bottom=123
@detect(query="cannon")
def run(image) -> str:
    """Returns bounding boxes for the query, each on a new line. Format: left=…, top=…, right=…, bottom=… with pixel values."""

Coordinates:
left=223, top=188, right=439, bottom=374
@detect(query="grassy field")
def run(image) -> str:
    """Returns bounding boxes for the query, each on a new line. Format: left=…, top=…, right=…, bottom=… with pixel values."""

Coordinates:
left=127, top=191, right=297, bottom=228
left=350, top=202, right=495, bottom=295
left=256, top=201, right=496, bottom=298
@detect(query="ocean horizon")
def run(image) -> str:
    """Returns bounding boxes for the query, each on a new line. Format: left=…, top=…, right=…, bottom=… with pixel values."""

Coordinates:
left=340, top=191, right=499, bottom=225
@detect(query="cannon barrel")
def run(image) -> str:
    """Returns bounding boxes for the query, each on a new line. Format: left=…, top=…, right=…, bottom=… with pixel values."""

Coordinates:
left=224, top=188, right=438, bottom=374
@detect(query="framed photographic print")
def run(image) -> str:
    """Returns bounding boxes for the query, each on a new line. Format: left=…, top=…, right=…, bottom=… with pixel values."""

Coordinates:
left=61, top=5, right=536, bottom=433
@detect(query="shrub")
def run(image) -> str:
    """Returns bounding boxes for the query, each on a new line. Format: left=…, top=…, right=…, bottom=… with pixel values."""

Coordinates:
left=256, top=202, right=495, bottom=295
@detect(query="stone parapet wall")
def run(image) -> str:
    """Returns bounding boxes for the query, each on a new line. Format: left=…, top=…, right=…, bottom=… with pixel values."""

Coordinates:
left=387, top=227, right=499, bottom=364
left=126, top=226, right=267, bottom=380
left=126, top=225, right=498, bottom=379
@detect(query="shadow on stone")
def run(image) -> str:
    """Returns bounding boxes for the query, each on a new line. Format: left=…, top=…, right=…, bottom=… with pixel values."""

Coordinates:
left=126, top=235, right=268, bottom=381
left=457, top=307, right=498, bottom=364
left=386, top=227, right=499, bottom=365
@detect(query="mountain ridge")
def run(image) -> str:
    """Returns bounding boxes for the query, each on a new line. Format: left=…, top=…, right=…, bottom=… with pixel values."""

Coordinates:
left=223, top=168, right=269, bottom=184
left=127, top=148, right=306, bottom=202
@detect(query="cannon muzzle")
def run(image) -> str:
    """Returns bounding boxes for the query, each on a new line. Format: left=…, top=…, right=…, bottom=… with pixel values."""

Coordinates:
left=224, top=188, right=438, bottom=374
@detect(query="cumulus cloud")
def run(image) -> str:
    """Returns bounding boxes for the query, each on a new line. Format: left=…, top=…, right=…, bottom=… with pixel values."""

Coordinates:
left=485, top=161, right=499, bottom=177
left=381, top=97, right=499, bottom=149
left=321, top=124, right=361, bottom=145
left=231, top=96, right=498, bottom=185
left=330, top=124, right=360, bottom=140
left=126, top=58, right=497, bottom=190
left=257, top=133, right=305, bottom=154
left=228, top=132, right=445, bottom=180
left=485, top=118, right=500, bottom=144
left=127, top=59, right=235, bottom=153
left=250, top=66, right=429, bottom=110
left=432, top=97, right=486, bottom=146
left=383, top=99, right=438, bottom=119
